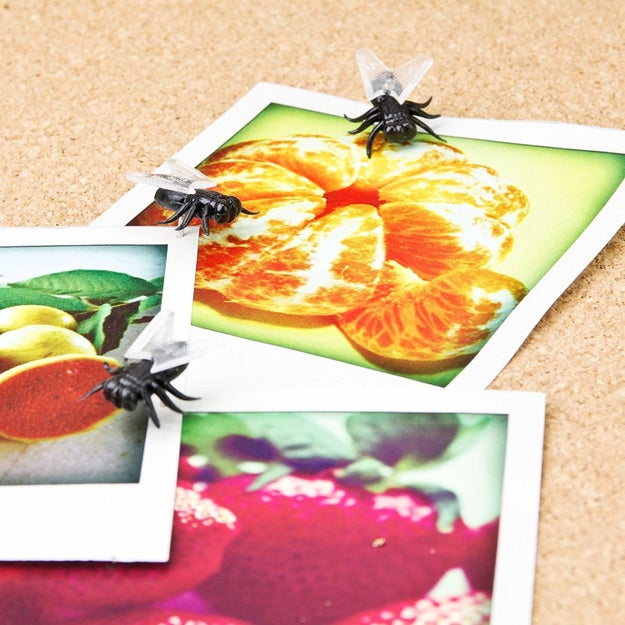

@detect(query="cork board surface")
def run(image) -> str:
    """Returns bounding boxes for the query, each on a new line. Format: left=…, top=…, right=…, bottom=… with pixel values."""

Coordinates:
left=1, top=0, right=624, bottom=622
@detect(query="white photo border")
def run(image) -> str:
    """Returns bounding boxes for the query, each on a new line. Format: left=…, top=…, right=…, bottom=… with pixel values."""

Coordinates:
left=0, top=226, right=199, bottom=562
left=93, top=82, right=625, bottom=391
left=182, top=387, right=546, bottom=625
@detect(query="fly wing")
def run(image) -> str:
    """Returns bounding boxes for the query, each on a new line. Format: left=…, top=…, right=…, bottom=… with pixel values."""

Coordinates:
left=124, top=309, right=176, bottom=362
left=126, top=171, right=200, bottom=194
left=150, top=338, right=212, bottom=373
left=394, top=54, right=433, bottom=103
left=355, top=47, right=433, bottom=103
left=355, top=47, right=397, bottom=101
left=166, top=158, right=216, bottom=190
left=123, top=309, right=210, bottom=373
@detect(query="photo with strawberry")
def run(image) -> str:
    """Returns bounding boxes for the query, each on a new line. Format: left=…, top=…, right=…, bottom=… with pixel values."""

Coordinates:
left=0, top=409, right=505, bottom=624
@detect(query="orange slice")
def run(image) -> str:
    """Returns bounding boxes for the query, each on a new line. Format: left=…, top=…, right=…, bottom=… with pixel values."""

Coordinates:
left=197, top=203, right=385, bottom=315
left=199, top=159, right=324, bottom=202
left=348, top=138, right=467, bottom=195
left=380, top=163, right=530, bottom=228
left=379, top=201, right=514, bottom=280
left=337, top=261, right=527, bottom=371
left=209, top=134, right=361, bottom=192
left=0, top=355, right=120, bottom=442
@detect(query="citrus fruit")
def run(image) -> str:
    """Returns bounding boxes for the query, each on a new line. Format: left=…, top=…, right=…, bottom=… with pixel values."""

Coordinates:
left=209, top=134, right=361, bottom=191
left=199, top=158, right=324, bottom=201
left=0, top=325, right=96, bottom=373
left=380, top=162, right=530, bottom=228
left=196, top=202, right=385, bottom=315
left=379, top=201, right=514, bottom=280
left=348, top=137, right=467, bottom=194
left=0, top=305, right=77, bottom=333
left=337, top=261, right=527, bottom=371
left=129, top=132, right=529, bottom=374
left=0, top=354, right=120, bottom=441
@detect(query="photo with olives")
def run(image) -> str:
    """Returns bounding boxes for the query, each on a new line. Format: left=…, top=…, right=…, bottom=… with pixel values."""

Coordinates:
left=101, top=83, right=625, bottom=389
left=0, top=226, right=198, bottom=562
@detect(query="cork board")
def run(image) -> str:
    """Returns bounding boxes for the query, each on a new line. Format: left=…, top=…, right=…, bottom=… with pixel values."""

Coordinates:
left=1, top=1, right=624, bottom=623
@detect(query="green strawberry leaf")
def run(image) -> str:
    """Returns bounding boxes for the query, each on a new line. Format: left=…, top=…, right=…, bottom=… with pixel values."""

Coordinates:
left=248, top=462, right=293, bottom=491
left=0, top=286, right=91, bottom=312
left=9, top=270, right=159, bottom=302
left=346, top=412, right=461, bottom=466
left=237, top=414, right=356, bottom=471
left=334, top=456, right=393, bottom=485
left=182, top=413, right=252, bottom=476
left=407, top=484, right=461, bottom=533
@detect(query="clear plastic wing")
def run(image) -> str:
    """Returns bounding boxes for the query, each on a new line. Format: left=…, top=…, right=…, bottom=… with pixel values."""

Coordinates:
left=355, top=47, right=433, bottom=103
left=126, top=158, right=216, bottom=194
left=126, top=171, right=201, bottom=194
left=123, top=309, right=209, bottom=373
left=166, top=158, right=215, bottom=187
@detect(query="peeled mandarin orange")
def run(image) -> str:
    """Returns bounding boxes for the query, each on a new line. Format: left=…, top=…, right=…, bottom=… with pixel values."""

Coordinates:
left=197, top=203, right=385, bottom=315
left=199, top=159, right=323, bottom=201
left=379, top=201, right=514, bottom=280
left=337, top=261, right=527, bottom=371
left=209, top=134, right=361, bottom=192
left=380, top=163, right=530, bottom=228
left=0, top=354, right=120, bottom=442
left=129, top=132, right=529, bottom=372
left=347, top=137, right=467, bottom=194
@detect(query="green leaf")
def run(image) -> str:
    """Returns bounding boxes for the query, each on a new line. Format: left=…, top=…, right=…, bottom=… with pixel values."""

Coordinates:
left=9, top=270, right=159, bottom=302
left=242, top=414, right=356, bottom=470
left=346, top=412, right=461, bottom=466
left=182, top=413, right=252, bottom=477
left=77, top=303, right=113, bottom=353
left=334, top=457, right=393, bottom=485
left=0, top=286, right=91, bottom=312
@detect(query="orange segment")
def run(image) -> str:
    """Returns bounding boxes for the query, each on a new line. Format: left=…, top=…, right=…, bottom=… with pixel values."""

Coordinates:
left=197, top=204, right=385, bottom=315
left=0, top=355, right=120, bottom=442
left=209, top=134, right=360, bottom=192
left=380, top=163, right=530, bottom=227
left=337, top=261, right=527, bottom=369
left=199, top=159, right=323, bottom=201
left=379, top=201, right=514, bottom=280
left=348, top=138, right=467, bottom=195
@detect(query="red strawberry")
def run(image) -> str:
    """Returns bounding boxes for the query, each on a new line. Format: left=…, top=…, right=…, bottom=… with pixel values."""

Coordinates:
left=0, top=484, right=239, bottom=614
left=198, top=473, right=477, bottom=625
left=328, top=591, right=491, bottom=625
left=461, top=518, right=499, bottom=593
left=67, top=607, right=253, bottom=625
left=0, top=582, right=52, bottom=625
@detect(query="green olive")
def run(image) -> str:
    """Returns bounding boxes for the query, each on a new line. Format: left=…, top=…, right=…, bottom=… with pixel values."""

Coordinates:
left=0, top=305, right=78, bottom=333
left=0, top=325, right=96, bottom=373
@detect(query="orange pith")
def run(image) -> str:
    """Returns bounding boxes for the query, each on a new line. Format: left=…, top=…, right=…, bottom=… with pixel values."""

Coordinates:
left=130, top=132, right=530, bottom=374
left=0, top=355, right=120, bottom=442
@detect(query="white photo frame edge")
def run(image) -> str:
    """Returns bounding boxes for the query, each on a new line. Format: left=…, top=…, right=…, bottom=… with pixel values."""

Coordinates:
left=0, top=226, right=199, bottom=562
left=92, top=82, right=625, bottom=393
left=182, top=386, right=546, bottom=625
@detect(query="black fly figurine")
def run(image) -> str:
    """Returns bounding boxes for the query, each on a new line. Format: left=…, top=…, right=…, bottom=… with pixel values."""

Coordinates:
left=345, top=48, right=444, bottom=158
left=127, top=158, right=256, bottom=236
left=83, top=310, right=201, bottom=427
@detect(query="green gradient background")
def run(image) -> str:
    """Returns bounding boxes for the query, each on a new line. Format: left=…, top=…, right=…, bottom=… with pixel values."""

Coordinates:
left=192, top=104, right=625, bottom=386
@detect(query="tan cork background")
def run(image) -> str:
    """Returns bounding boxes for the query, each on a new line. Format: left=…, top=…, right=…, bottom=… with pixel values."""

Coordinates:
left=1, top=1, right=625, bottom=623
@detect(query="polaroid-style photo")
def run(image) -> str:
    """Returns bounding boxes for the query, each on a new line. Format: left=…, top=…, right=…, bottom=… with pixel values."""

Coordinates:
left=139, top=389, right=541, bottom=625
left=93, top=82, right=625, bottom=391
left=0, top=226, right=198, bottom=561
